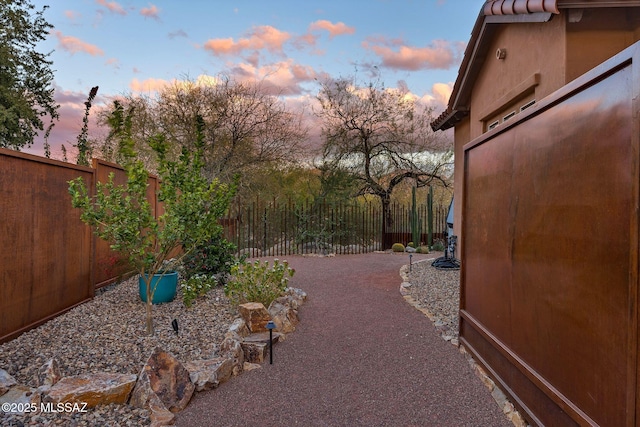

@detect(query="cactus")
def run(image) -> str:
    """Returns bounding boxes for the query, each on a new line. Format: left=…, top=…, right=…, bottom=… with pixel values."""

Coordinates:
left=427, top=185, right=433, bottom=248
left=410, top=187, right=422, bottom=247
left=391, top=243, right=405, bottom=252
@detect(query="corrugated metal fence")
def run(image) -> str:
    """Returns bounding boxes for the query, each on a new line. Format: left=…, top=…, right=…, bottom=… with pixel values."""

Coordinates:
left=222, top=198, right=449, bottom=257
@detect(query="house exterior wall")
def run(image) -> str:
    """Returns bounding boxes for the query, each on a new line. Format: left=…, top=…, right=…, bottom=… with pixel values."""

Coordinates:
left=566, top=8, right=640, bottom=82
left=452, top=8, right=640, bottom=247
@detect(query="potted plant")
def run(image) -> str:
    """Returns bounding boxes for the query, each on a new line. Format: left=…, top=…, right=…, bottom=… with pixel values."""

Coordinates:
left=69, top=102, right=236, bottom=335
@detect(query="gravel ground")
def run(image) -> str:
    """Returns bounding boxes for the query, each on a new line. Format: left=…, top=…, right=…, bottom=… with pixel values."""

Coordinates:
left=1, top=254, right=478, bottom=427
left=0, top=276, right=237, bottom=427
left=404, top=256, right=460, bottom=343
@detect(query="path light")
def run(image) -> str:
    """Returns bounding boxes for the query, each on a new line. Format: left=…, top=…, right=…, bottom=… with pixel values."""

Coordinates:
left=409, top=253, right=413, bottom=272
left=266, top=321, right=276, bottom=364
left=171, top=319, right=179, bottom=335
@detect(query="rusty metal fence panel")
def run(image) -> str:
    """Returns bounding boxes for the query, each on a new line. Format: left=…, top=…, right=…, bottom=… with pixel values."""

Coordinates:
left=0, top=149, right=94, bottom=343
left=461, top=43, right=640, bottom=426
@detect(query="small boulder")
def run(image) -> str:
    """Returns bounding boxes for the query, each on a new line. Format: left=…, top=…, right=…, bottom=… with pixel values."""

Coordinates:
left=268, top=299, right=299, bottom=334
left=130, top=347, right=195, bottom=413
left=220, top=334, right=245, bottom=376
left=0, top=385, right=41, bottom=414
left=238, top=302, right=272, bottom=333
left=184, top=358, right=234, bottom=392
left=0, top=369, right=17, bottom=396
left=227, top=318, right=249, bottom=338
left=37, top=358, right=62, bottom=387
left=44, top=372, right=136, bottom=408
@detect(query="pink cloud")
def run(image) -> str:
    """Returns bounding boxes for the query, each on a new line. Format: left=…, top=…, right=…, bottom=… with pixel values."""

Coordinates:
left=105, top=58, right=120, bottom=68
left=363, top=39, right=462, bottom=70
left=227, top=60, right=321, bottom=96
left=95, top=0, right=127, bottom=15
left=203, top=25, right=291, bottom=56
left=140, top=3, right=160, bottom=20
left=52, top=31, right=104, bottom=56
left=129, top=77, right=172, bottom=93
left=64, top=10, right=81, bottom=21
left=308, top=20, right=355, bottom=38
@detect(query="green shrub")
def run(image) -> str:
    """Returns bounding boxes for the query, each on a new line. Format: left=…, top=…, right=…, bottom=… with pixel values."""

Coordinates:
left=407, top=241, right=416, bottom=248
left=391, top=243, right=405, bottom=252
left=432, top=240, right=445, bottom=252
left=182, top=274, right=217, bottom=307
left=224, top=259, right=295, bottom=307
left=419, top=245, right=430, bottom=254
left=182, top=229, right=238, bottom=281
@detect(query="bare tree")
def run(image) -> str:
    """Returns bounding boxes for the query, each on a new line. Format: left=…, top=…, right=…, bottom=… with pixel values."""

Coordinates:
left=315, top=75, right=452, bottom=248
left=98, top=76, right=307, bottom=189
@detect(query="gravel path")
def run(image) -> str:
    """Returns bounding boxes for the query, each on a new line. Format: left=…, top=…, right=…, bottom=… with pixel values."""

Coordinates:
left=176, top=253, right=511, bottom=427
left=1, top=253, right=511, bottom=427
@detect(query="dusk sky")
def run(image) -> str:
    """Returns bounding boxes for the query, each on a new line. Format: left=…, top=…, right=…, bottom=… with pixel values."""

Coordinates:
left=25, top=0, right=481, bottom=159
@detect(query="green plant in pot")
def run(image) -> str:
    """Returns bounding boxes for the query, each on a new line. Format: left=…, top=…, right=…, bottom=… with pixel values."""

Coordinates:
left=68, top=102, right=236, bottom=335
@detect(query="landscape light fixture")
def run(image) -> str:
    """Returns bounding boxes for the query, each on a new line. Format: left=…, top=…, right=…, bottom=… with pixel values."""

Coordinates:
left=409, top=253, right=413, bottom=272
left=266, top=321, right=276, bottom=364
left=171, top=319, right=179, bottom=335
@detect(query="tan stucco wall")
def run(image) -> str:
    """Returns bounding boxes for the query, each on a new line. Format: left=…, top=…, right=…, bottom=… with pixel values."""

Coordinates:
left=452, top=8, right=640, bottom=250
left=469, top=16, right=566, bottom=137
left=566, top=8, right=640, bottom=82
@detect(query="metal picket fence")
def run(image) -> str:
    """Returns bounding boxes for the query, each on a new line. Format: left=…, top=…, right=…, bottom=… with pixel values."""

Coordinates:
left=222, top=198, right=449, bottom=257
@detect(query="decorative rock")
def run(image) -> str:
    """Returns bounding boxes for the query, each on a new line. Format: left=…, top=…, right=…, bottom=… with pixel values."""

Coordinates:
left=184, top=357, right=234, bottom=392
left=268, top=299, right=299, bottom=333
left=238, top=302, right=272, bottom=333
left=0, top=385, right=41, bottom=413
left=285, top=288, right=307, bottom=310
left=241, top=332, right=280, bottom=363
left=44, top=372, right=136, bottom=408
left=220, top=334, right=244, bottom=376
left=37, top=358, right=62, bottom=387
left=242, top=362, right=262, bottom=372
left=0, top=369, right=17, bottom=396
left=240, top=341, right=268, bottom=364
left=130, top=347, right=195, bottom=413
left=149, top=396, right=176, bottom=427
left=227, top=318, right=249, bottom=338
left=405, top=246, right=417, bottom=253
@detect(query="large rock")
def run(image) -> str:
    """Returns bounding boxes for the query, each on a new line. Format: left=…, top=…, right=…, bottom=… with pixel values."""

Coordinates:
left=227, top=318, right=249, bottom=338
left=149, top=395, right=176, bottom=427
left=0, top=369, right=17, bottom=396
left=285, top=287, right=308, bottom=308
left=241, top=332, right=280, bottom=364
left=44, top=372, right=136, bottom=408
left=220, top=334, right=244, bottom=376
left=238, top=302, right=272, bottom=332
left=184, top=358, right=234, bottom=392
left=130, top=347, right=195, bottom=413
left=268, top=298, right=299, bottom=333
left=37, top=358, right=62, bottom=387
left=0, top=385, right=41, bottom=414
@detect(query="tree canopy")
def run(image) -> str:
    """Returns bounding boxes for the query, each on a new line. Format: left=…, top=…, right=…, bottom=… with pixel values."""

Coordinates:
left=0, top=0, right=58, bottom=150
left=315, top=75, right=453, bottom=245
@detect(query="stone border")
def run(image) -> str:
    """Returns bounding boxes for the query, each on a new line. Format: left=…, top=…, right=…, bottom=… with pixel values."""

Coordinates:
left=398, top=260, right=529, bottom=427
left=0, top=287, right=307, bottom=427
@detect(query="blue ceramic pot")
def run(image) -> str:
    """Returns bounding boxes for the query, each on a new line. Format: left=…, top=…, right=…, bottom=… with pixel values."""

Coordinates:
left=138, top=271, right=178, bottom=304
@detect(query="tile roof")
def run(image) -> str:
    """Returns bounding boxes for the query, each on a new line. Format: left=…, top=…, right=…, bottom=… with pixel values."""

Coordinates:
left=483, top=0, right=559, bottom=15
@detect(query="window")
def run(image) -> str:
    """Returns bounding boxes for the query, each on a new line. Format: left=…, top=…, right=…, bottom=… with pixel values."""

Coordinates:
left=488, top=120, right=499, bottom=130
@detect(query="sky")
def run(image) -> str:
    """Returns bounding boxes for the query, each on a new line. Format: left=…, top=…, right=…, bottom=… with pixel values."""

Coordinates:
left=24, top=0, right=482, bottom=159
